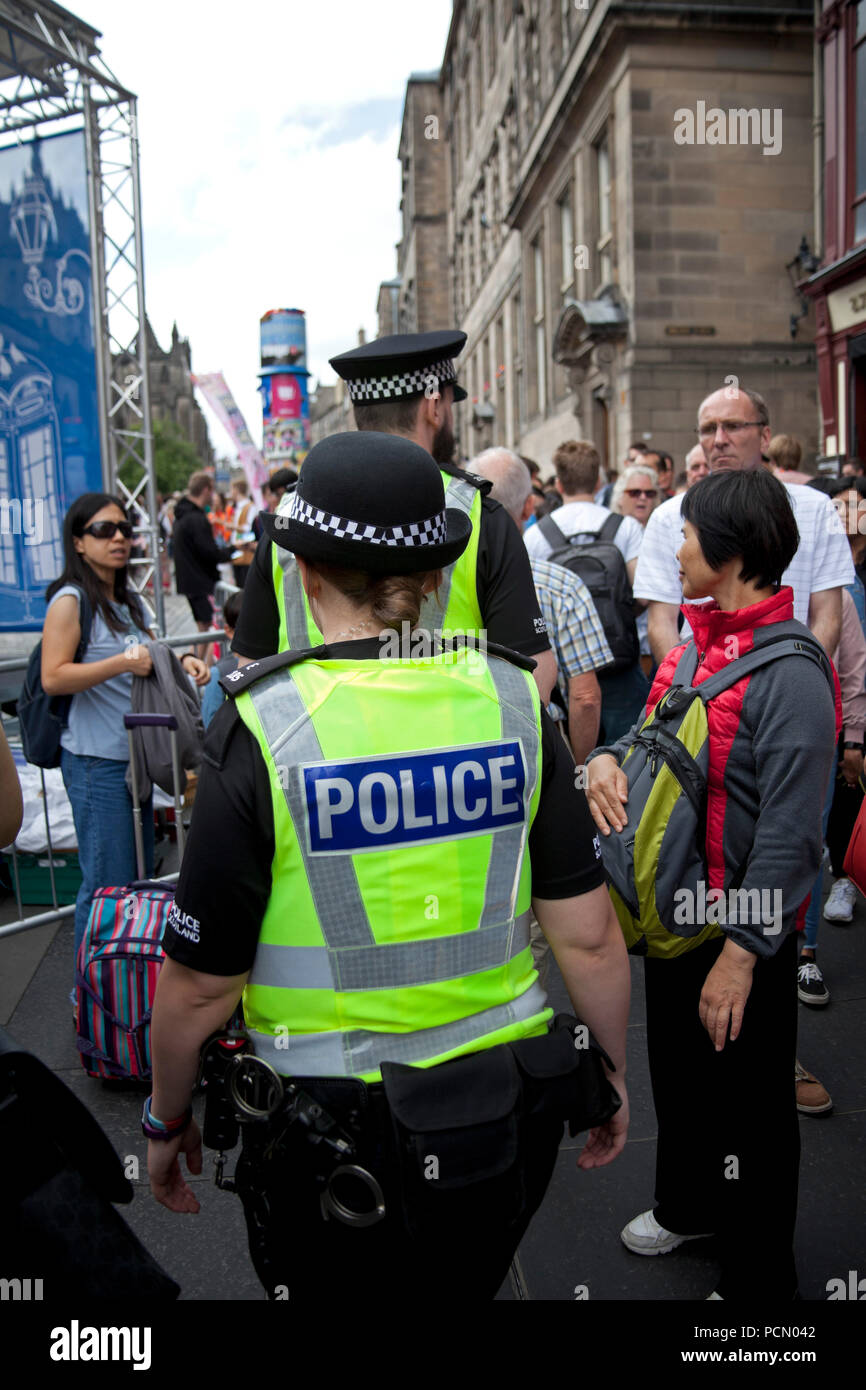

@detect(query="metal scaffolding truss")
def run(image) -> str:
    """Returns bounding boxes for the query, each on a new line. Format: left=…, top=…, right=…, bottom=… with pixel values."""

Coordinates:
left=0, top=0, right=164, bottom=632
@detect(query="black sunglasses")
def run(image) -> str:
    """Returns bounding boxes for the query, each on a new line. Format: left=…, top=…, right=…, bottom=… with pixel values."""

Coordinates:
left=81, top=520, right=135, bottom=540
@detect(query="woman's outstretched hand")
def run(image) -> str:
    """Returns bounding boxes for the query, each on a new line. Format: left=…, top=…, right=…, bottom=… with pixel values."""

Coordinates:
left=585, top=754, right=629, bottom=836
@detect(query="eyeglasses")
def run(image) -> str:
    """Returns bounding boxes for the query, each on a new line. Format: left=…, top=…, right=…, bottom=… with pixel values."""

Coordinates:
left=624, top=488, right=657, bottom=498
left=81, top=520, right=135, bottom=540
left=695, top=421, right=763, bottom=440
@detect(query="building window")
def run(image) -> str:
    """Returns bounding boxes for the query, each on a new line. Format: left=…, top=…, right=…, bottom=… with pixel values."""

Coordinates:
left=560, top=0, right=571, bottom=52
left=488, top=1, right=497, bottom=83
left=533, top=237, right=546, bottom=415
left=855, top=0, right=866, bottom=242
left=595, top=131, right=613, bottom=286
left=512, top=290, right=524, bottom=439
left=559, top=186, right=574, bottom=300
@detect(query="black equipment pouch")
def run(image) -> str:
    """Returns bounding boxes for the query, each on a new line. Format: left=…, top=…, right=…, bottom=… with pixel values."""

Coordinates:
left=508, top=1014, right=621, bottom=1138
left=381, top=1044, right=524, bottom=1234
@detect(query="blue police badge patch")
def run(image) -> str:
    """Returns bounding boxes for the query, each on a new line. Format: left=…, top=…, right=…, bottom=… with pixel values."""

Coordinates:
left=302, top=740, right=526, bottom=854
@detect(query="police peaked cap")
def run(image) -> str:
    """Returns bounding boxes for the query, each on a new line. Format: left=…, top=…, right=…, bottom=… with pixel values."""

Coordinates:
left=329, top=330, right=468, bottom=404
left=261, top=431, right=472, bottom=573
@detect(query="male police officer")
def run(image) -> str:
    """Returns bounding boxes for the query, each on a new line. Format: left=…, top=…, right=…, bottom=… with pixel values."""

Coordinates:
left=146, top=432, right=629, bottom=1301
left=231, top=330, right=557, bottom=703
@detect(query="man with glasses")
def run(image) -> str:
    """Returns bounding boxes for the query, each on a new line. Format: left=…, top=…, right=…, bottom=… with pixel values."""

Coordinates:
left=634, top=386, right=854, bottom=665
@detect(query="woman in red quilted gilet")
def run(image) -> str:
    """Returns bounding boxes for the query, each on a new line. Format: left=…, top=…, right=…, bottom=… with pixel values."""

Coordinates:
left=586, top=468, right=840, bottom=1303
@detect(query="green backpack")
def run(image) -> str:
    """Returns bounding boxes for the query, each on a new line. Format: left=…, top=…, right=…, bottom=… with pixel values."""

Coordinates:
left=598, top=624, right=833, bottom=959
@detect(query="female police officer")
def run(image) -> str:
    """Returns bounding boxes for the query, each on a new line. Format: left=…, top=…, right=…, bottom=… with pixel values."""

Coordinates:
left=146, top=431, right=630, bottom=1301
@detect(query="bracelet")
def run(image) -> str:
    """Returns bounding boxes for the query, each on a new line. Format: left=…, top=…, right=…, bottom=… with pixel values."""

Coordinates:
left=141, top=1095, right=193, bottom=1141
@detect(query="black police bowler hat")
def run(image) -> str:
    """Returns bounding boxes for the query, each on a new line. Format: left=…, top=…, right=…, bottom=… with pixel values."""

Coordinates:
left=261, top=432, right=472, bottom=573
left=329, top=330, right=468, bottom=404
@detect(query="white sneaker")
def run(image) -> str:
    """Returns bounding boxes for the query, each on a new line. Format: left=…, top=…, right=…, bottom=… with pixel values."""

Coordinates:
left=824, top=878, right=857, bottom=923
left=621, top=1209, right=713, bottom=1256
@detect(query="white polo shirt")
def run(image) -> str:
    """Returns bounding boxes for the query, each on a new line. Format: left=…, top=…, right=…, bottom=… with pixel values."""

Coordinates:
left=633, top=484, right=854, bottom=625
left=525, top=500, right=644, bottom=566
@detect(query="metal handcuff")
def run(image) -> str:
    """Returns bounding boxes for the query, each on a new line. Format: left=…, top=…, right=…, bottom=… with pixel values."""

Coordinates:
left=219, top=1050, right=386, bottom=1229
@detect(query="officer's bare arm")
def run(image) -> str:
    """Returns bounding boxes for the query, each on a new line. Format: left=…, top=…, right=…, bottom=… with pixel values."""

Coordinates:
left=646, top=600, right=681, bottom=667
left=533, top=885, right=629, bottom=1085
left=150, top=957, right=249, bottom=1122
left=533, top=647, right=557, bottom=706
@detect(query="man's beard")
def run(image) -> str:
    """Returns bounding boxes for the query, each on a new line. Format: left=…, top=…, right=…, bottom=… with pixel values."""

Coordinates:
left=431, top=419, right=456, bottom=465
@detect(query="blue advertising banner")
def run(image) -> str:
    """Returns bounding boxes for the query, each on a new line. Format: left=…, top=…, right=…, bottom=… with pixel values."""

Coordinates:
left=0, top=130, right=100, bottom=630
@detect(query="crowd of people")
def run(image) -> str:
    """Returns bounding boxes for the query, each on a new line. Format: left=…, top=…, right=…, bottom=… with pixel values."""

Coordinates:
left=14, top=326, right=863, bottom=1302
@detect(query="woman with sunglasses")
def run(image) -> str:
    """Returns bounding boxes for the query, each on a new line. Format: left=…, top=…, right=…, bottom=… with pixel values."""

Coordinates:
left=41, top=493, right=208, bottom=994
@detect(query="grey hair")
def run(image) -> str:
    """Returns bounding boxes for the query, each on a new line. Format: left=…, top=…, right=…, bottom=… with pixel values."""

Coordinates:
left=610, top=462, right=660, bottom=514
left=470, top=447, right=532, bottom=522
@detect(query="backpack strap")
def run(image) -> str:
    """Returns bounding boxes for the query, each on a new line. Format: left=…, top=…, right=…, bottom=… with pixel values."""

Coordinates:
left=597, top=512, right=624, bottom=544
left=693, top=633, right=832, bottom=703
left=671, top=642, right=700, bottom=688
left=537, top=513, right=567, bottom=551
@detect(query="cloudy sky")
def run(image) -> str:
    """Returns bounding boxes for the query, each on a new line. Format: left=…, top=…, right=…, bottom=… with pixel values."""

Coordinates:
left=80, top=0, right=453, bottom=459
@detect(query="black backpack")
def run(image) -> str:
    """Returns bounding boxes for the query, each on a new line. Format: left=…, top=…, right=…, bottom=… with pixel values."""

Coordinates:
left=17, top=586, right=93, bottom=768
left=537, top=512, right=639, bottom=672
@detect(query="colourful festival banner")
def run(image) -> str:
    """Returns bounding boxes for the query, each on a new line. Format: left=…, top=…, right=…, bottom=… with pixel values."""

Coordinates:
left=191, top=371, right=267, bottom=506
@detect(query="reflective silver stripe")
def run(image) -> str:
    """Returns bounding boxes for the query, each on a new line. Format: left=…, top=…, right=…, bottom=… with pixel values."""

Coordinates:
left=245, top=653, right=540, bottom=988
left=249, top=910, right=532, bottom=993
left=276, top=547, right=316, bottom=650
left=479, top=658, right=540, bottom=931
left=420, top=475, right=477, bottom=629
left=247, top=975, right=550, bottom=1077
left=249, top=672, right=375, bottom=950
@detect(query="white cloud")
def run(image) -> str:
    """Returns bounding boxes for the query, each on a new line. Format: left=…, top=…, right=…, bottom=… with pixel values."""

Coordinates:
left=79, top=0, right=452, bottom=457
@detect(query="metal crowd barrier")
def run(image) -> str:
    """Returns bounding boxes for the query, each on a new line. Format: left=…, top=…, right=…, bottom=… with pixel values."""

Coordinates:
left=0, top=596, right=240, bottom=941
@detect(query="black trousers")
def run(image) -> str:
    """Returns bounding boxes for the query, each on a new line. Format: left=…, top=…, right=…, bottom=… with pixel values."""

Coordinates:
left=645, top=932, right=800, bottom=1301
left=234, top=1074, right=563, bottom=1302
left=827, top=770, right=865, bottom=878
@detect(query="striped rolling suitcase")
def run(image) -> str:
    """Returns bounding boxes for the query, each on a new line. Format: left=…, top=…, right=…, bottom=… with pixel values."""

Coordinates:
left=75, top=713, right=188, bottom=1080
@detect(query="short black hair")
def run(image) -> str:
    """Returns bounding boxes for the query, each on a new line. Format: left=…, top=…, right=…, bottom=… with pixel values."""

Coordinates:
left=268, top=467, right=297, bottom=491
left=829, top=475, right=866, bottom=502
left=680, top=470, right=799, bottom=590
left=353, top=395, right=424, bottom=433
left=222, top=591, right=243, bottom=627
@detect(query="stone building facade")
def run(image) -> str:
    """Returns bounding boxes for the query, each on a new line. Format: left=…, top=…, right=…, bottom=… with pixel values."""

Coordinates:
left=394, top=72, right=452, bottom=334
left=434, top=0, right=817, bottom=475
left=309, top=378, right=353, bottom=445
left=113, top=318, right=213, bottom=467
left=804, top=0, right=866, bottom=466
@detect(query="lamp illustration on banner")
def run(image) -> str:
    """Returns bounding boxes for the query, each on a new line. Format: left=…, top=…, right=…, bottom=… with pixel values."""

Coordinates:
left=9, top=140, right=89, bottom=318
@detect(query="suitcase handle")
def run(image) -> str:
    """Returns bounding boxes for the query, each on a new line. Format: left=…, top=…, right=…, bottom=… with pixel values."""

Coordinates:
left=124, top=713, right=179, bottom=730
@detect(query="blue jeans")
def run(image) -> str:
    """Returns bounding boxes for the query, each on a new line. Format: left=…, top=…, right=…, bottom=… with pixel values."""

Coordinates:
left=61, top=749, right=154, bottom=971
left=597, top=663, right=651, bottom=744
left=802, top=768, right=836, bottom=951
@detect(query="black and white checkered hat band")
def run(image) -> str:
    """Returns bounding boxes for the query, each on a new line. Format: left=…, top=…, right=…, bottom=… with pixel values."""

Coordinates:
left=280, top=490, right=448, bottom=547
left=345, top=358, right=458, bottom=403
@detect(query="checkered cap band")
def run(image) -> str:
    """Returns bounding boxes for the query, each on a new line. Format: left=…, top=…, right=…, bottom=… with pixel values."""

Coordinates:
left=345, top=358, right=458, bottom=403
left=281, top=489, right=448, bottom=547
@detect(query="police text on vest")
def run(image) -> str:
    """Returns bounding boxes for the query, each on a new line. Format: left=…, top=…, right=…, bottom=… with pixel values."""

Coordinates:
left=303, top=741, right=526, bottom=854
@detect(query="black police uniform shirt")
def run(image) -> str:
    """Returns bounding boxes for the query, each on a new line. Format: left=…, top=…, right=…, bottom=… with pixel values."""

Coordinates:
left=163, top=638, right=604, bottom=976
left=231, top=474, right=551, bottom=662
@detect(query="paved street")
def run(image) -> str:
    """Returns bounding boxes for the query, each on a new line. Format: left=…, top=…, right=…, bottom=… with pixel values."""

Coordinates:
left=2, top=860, right=863, bottom=1302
